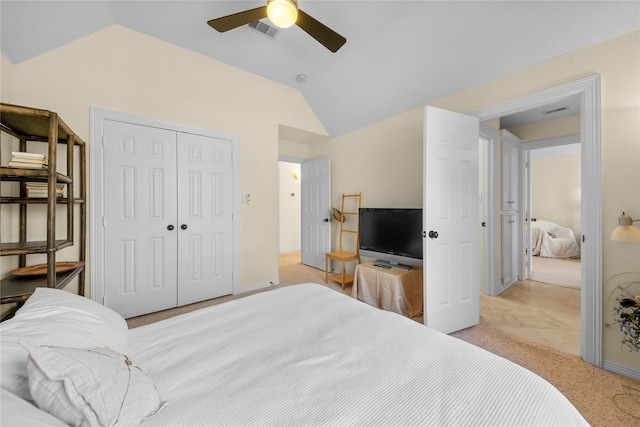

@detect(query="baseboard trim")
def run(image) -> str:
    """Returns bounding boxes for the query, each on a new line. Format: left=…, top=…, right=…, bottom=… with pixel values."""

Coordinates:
left=234, top=280, right=279, bottom=295
left=602, top=359, right=640, bottom=380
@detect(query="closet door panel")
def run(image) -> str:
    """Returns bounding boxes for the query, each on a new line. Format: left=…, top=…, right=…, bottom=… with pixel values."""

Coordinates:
left=102, top=120, right=178, bottom=318
left=177, top=132, right=233, bottom=305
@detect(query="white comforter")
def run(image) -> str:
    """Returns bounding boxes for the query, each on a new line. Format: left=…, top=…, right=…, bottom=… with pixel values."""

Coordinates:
left=531, top=220, right=581, bottom=258
left=128, top=283, right=587, bottom=426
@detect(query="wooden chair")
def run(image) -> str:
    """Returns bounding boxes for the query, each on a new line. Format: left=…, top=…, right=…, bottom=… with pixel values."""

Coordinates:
left=325, top=192, right=362, bottom=289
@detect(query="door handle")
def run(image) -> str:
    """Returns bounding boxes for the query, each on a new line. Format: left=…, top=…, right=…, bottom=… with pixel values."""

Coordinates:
left=428, top=230, right=438, bottom=239
left=181, top=224, right=188, bottom=230
left=167, top=225, right=175, bottom=231
left=323, top=218, right=331, bottom=222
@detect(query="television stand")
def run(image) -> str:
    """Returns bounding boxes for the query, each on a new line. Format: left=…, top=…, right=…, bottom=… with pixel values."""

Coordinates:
left=353, top=262, right=423, bottom=318
left=372, top=260, right=411, bottom=271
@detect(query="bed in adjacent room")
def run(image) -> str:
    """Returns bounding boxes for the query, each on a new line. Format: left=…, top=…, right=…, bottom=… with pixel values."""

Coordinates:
left=1, top=283, right=588, bottom=426
left=531, top=219, right=581, bottom=258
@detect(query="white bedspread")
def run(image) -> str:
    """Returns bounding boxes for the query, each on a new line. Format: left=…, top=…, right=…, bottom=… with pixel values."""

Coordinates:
left=127, top=283, right=588, bottom=426
left=531, top=220, right=581, bottom=258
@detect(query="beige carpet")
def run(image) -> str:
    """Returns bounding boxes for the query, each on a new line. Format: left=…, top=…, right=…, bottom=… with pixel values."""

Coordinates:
left=128, top=252, right=640, bottom=427
left=531, top=256, right=581, bottom=288
left=480, top=280, right=580, bottom=356
left=452, top=324, right=640, bottom=426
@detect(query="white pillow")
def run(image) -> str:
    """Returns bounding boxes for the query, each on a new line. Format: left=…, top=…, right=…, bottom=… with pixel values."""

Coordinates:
left=1, top=288, right=128, bottom=401
left=21, top=342, right=166, bottom=427
left=1, top=388, right=68, bottom=427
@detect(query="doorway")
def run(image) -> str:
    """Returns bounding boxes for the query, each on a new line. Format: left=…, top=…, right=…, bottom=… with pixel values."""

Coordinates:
left=471, top=75, right=602, bottom=366
left=527, top=142, right=582, bottom=288
left=487, top=137, right=582, bottom=356
left=277, top=156, right=332, bottom=272
left=278, top=161, right=302, bottom=255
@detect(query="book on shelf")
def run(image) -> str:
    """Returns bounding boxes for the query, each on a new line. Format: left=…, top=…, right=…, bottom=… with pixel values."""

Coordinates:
left=8, top=161, right=48, bottom=169
left=11, top=151, right=46, bottom=159
left=10, top=156, right=49, bottom=164
left=26, top=182, right=64, bottom=198
left=8, top=151, right=48, bottom=170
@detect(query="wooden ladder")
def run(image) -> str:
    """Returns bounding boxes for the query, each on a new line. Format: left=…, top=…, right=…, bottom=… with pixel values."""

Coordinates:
left=325, top=192, right=362, bottom=289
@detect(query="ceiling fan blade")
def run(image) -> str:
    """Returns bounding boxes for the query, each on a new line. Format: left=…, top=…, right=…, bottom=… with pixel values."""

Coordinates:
left=207, top=6, right=268, bottom=32
left=297, top=9, right=346, bottom=52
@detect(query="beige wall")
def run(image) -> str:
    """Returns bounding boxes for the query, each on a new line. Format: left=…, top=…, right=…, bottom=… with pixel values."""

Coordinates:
left=279, top=139, right=310, bottom=160
left=531, top=155, right=582, bottom=240
left=314, top=29, right=639, bottom=371
left=0, top=25, right=327, bottom=292
left=310, top=107, right=424, bottom=210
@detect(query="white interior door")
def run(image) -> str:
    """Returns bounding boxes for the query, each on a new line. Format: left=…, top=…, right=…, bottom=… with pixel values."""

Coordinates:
left=301, top=157, right=331, bottom=270
left=423, top=106, right=479, bottom=334
left=102, top=120, right=178, bottom=318
left=177, top=132, right=234, bottom=305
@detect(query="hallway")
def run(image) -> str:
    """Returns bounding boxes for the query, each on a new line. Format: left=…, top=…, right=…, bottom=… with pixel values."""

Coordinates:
left=480, top=279, right=580, bottom=356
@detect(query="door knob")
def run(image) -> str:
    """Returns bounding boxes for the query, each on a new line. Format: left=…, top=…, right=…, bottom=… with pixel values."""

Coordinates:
left=181, top=224, right=188, bottom=230
left=323, top=218, right=331, bottom=222
left=428, top=230, right=438, bottom=239
left=167, top=225, right=175, bottom=231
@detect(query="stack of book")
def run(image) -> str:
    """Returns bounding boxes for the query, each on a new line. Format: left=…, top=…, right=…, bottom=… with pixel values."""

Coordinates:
left=26, top=182, right=64, bottom=198
left=8, top=151, right=48, bottom=169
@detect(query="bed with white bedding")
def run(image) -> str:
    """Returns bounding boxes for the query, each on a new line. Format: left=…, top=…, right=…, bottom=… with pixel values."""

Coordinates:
left=1, top=283, right=588, bottom=426
left=531, top=220, right=581, bottom=258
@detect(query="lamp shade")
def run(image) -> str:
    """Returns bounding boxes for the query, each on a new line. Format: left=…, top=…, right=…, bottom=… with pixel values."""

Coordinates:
left=267, top=0, right=298, bottom=28
left=611, top=212, right=640, bottom=241
left=611, top=225, right=640, bottom=241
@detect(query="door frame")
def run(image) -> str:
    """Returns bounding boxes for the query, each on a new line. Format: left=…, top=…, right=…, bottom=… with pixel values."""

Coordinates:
left=90, top=107, right=241, bottom=302
left=479, top=125, right=498, bottom=295
left=277, top=155, right=333, bottom=272
left=469, top=75, right=602, bottom=367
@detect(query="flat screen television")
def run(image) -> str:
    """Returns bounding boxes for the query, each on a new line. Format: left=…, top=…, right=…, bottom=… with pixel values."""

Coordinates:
left=358, top=208, right=423, bottom=270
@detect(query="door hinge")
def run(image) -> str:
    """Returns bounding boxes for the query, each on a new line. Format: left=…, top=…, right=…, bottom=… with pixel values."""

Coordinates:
left=101, top=136, right=106, bottom=147
left=102, top=216, right=106, bottom=227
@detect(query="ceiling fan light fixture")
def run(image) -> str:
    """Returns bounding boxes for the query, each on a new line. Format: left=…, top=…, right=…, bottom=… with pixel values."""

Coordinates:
left=267, top=0, right=298, bottom=28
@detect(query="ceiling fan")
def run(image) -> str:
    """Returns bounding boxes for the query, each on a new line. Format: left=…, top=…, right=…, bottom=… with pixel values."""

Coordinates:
left=207, top=0, right=346, bottom=53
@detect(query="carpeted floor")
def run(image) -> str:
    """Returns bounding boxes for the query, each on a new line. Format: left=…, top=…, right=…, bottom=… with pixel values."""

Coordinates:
left=451, top=324, right=640, bottom=426
left=531, top=255, right=581, bottom=288
left=127, top=251, right=640, bottom=426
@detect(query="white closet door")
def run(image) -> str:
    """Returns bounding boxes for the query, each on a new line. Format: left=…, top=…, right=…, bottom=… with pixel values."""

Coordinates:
left=102, top=120, right=178, bottom=318
left=177, top=132, right=233, bottom=305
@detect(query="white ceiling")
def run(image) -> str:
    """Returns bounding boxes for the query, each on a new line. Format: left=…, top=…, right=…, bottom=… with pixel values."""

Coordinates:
left=1, top=1, right=639, bottom=137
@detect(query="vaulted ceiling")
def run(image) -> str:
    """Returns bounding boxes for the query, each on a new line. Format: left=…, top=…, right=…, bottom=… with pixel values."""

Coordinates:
left=1, top=1, right=638, bottom=137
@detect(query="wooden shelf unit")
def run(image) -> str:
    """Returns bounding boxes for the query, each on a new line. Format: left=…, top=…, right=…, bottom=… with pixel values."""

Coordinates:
left=325, top=192, right=362, bottom=289
left=0, top=103, right=87, bottom=320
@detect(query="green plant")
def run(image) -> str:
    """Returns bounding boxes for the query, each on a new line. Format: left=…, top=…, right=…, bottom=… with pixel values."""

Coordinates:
left=613, top=295, right=640, bottom=352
